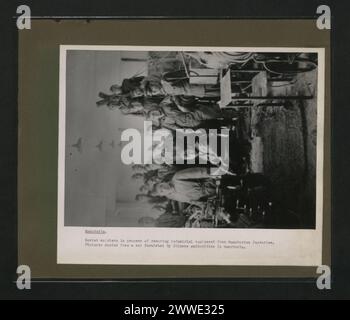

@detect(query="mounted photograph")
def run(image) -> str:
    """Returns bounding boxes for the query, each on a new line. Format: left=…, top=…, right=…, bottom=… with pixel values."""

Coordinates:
left=57, top=45, right=325, bottom=266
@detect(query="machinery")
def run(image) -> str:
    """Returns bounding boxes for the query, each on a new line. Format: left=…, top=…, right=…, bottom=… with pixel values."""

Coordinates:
left=184, top=173, right=273, bottom=228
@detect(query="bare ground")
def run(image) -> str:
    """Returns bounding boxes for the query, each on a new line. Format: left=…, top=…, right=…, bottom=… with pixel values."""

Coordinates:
left=248, top=70, right=318, bottom=228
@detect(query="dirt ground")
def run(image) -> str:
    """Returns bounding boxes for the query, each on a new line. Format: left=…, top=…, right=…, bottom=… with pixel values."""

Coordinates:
left=247, top=69, right=318, bottom=228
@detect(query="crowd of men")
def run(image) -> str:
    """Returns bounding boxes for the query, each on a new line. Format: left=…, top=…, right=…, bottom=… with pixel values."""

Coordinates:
left=96, top=55, right=252, bottom=228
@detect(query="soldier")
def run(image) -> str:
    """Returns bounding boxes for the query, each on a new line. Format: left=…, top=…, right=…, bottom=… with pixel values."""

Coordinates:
left=146, top=98, right=228, bottom=130
left=152, top=167, right=218, bottom=207
left=112, top=74, right=220, bottom=98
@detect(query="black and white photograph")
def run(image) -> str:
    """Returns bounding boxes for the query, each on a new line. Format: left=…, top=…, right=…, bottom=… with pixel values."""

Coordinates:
left=57, top=45, right=324, bottom=266
left=7, top=0, right=345, bottom=299
left=61, top=47, right=322, bottom=230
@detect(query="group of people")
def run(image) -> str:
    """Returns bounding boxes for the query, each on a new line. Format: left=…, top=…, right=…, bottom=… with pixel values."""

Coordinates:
left=96, top=72, right=240, bottom=131
left=132, top=163, right=236, bottom=228
left=96, top=56, right=248, bottom=227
